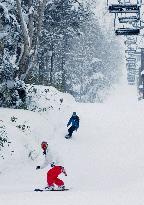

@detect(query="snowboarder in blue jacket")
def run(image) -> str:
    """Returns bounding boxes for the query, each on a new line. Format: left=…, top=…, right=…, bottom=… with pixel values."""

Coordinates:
left=66, top=112, right=79, bottom=138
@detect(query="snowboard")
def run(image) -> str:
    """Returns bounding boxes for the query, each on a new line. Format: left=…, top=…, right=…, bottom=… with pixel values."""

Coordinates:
left=34, top=188, right=69, bottom=192
left=65, top=134, right=72, bottom=139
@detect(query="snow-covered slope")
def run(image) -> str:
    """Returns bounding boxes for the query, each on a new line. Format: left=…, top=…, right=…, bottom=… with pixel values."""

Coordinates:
left=0, top=86, right=76, bottom=192
left=1, top=84, right=144, bottom=205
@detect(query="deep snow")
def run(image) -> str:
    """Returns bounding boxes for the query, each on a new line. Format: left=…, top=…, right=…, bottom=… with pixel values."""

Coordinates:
left=0, top=83, right=144, bottom=205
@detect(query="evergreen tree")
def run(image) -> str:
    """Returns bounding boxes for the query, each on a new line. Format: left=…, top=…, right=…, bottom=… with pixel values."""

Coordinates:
left=65, top=13, right=123, bottom=102
left=38, top=0, right=89, bottom=91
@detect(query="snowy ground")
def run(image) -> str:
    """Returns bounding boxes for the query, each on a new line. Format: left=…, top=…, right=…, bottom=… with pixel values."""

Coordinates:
left=1, top=83, right=144, bottom=205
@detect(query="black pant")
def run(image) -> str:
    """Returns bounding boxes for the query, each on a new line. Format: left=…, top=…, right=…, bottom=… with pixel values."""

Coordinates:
left=68, top=126, right=76, bottom=137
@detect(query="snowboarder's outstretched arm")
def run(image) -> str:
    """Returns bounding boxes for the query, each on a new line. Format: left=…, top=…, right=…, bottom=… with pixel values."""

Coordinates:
left=67, top=117, right=72, bottom=127
left=36, top=149, right=53, bottom=169
left=38, top=158, right=50, bottom=169
left=36, top=159, right=49, bottom=169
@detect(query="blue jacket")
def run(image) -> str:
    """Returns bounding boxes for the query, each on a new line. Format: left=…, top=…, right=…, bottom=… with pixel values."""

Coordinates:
left=67, top=115, right=79, bottom=129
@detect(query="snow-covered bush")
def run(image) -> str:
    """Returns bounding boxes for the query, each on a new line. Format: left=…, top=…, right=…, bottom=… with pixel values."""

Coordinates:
left=0, top=120, right=13, bottom=159
left=26, top=85, right=74, bottom=113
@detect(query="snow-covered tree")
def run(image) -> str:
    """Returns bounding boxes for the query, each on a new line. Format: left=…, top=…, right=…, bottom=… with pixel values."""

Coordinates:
left=0, top=0, right=27, bottom=108
left=0, top=0, right=123, bottom=106
left=0, top=0, right=46, bottom=108
left=35, top=0, right=89, bottom=91
left=65, top=13, right=123, bottom=102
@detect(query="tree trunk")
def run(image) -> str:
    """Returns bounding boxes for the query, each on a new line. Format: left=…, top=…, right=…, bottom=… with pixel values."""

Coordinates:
left=61, top=55, right=66, bottom=92
left=49, top=43, right=54, bottom=85
left=16, top=0, right=46, bottom=81
left=0, top=41, right=4, bottom=84
left=28, top=0, right=34, bottom=48
left=16, top=0, right=30, bottom=79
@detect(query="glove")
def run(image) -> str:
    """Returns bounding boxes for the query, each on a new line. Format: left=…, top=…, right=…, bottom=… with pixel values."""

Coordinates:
left=36, top=166, right=40, bottom=170
left=67, top=124, right=69, bottom=127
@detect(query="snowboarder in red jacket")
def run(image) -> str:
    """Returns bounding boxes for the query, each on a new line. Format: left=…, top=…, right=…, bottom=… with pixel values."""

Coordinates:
left=46, top=162, right=67, bottom=190
left=36, top=142, right=67, bottom=190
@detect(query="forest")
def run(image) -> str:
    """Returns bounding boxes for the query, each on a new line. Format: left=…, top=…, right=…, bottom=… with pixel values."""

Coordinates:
left=0, top=0, right=123, bottom=108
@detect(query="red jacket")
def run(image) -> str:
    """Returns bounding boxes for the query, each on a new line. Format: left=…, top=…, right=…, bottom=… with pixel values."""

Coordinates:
left=48, top=166, right=67, bottom=177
